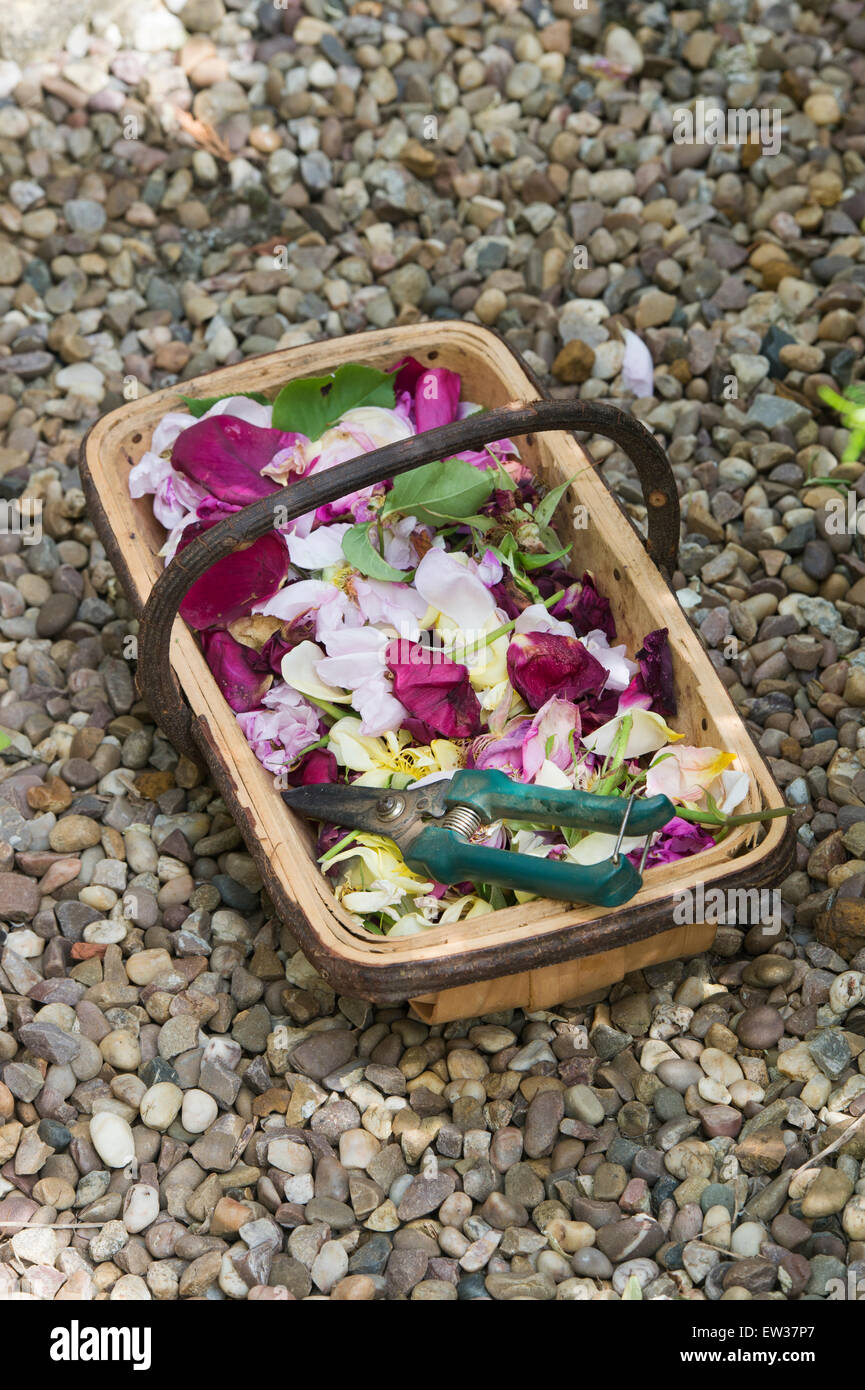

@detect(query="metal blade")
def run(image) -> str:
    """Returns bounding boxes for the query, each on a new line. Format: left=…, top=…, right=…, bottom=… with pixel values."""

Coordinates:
left=282, top=780, right=452, bottom=853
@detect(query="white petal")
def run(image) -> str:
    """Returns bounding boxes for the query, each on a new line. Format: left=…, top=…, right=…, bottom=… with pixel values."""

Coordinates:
left=414, top=548, right=495, bottom=630
left=202, top=395, right=273, bottom=429
left=565, top=832, right=646, bottom=865
left=534, top=759, right=574, bottom=790
left=255, top=578, right=333, bottom=622
left=514, top=604, right=576, bottom=639
left=718, top=768, right=749, bottom=815
left=621, top=329, right=654, bottom=397
left=281, top=641, right=351, bottom=702
left=286, top=523, right=351, bottom=570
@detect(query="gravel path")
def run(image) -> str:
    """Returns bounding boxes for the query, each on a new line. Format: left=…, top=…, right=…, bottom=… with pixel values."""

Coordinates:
left=1, top=0, right=865, bottom=1302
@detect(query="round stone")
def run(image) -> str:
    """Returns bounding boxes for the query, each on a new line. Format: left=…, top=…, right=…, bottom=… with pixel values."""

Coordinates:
left=139, top=1082, right=183, bottom=1130
left=90, top=1112, right=136, bottom=1168
left=736, top=1006, right=785, bottom=1050
left=181, top=1089, right=218, bottom=1133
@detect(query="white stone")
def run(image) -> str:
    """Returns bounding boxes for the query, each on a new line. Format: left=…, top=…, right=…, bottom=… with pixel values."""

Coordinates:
left=11, top=1226, right=59, bottom=1265
left=702, top=1205, right=731, bottom=1250
left=100, top=1030, right=140, bottom=1071
left=829, top=971, right=865, bottom=1015
left=728, top=1079, right=764, bottom=1108
left=699, top=1048, right=743, bottom=1086
left=55, top=363, right=105, bottom=403
left=730, top=1221, right=766, bottom=1257
left=268, top=1139, right=312, bottom=1175
left=801, top=1073, right=832, bottom=1109
left=109, top=1274, right=152, bottom=1300
left=604, top=24, right=644, bottom=73
left=843, top=1195, right=865, bottom=1241
left=90, top=1112, right=135, bottom=1168
left=339, top=1128, right=381, bottom=1169
left=83, top=919, right=127, bottom=945
left=139, top=1082, right=182, bottom=1130
left=6, top=929, right=43, bottom=958
left=123, top=1183, right=159, bottom=1234
left=311, top=1240, right=348, bottom=1293
left=181, top=1089, right=217, bottom=1134
left=218, top=1251, right=250, bottom=1299
left=282, top=1174, right=314, bottom=1205
left=698, top=1076, right=731, bottom=1105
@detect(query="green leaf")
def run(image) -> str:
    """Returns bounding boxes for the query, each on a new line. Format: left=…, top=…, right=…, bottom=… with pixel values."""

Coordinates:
left=0, top=730, right=10, bottom=753
left=342, top=522, right=411, bottom=582
left=518, top=544, right=572, bottom=571
left=272, top=364, right=397, bottom=439
left=179, top=390, right=269, bottom=418
left=534, top=479, right=571, bottom=529
left=383, top=457, right=494, bottom=526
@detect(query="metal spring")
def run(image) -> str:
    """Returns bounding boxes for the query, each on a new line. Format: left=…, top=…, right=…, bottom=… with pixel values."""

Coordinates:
left=441, top=804, right=484, bottom=839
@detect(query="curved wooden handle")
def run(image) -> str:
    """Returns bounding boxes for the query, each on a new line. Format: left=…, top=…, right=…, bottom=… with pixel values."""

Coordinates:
left=137, top=398, right=680, bottom=759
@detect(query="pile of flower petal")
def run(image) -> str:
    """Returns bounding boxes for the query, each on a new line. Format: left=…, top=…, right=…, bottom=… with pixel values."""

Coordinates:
left=129, top=358, right=750, bottom=936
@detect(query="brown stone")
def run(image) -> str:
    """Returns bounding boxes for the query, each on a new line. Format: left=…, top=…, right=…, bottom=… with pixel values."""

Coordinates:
left=552, top=340, right=595, bottom=384
left=817, top=898, right=865, bottom=961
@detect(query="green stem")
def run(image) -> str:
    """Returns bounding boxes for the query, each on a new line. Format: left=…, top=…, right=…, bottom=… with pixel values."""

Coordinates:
left=482, top=588, right=566, bottom=647
left=320, top=829, right=361, bottom=865
left=305, top=694, right=349, bottom=722
left=676, top=805, right=794, bottom=827
left=292, top=735, right=330, bottom=761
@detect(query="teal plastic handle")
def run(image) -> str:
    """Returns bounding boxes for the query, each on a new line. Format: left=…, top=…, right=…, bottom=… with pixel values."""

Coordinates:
left=405, top=825, right=644, bottom=907
left=447, top=769, right=674, bottom=836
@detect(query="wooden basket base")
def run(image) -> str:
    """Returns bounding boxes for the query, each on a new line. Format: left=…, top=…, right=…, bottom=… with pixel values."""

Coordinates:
left=409, top=921, right=718, bottom=1024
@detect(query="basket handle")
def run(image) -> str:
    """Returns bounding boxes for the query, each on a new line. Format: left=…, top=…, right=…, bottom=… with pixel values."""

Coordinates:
left=137, top=398, right=680, bottom=761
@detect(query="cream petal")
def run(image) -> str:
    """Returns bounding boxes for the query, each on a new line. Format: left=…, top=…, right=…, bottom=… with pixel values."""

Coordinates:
left=582, top=708, right=681, bottom=759
left=565, top=831, right=647, bottom=866
left=280, top=641, right=351, bottom=702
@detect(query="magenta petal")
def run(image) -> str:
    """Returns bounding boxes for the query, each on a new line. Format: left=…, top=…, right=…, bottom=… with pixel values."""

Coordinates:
left=285, top=748, right=338, bottom=786
left=179, top=532, right=289, bottom=630
left=386, top=640, right=481, bottom=738
left=579, top=688, right=621, bottom=735
left=553, top=572, right=616, bottom=643
left=172, top=417, right=298, bottom=505
left=390, top=356, right=426, bottom=396
left=413, top=368, right=462, bottom=432
left=636, top=627, right=676, bottom=717
left=507, top=631, right=607, bottom=712
left=200, top=630, right=272, bottom=712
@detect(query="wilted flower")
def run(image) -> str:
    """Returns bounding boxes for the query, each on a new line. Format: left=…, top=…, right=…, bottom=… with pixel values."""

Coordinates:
left=628, top=817, right=716, bottom=868
left=236, top=683, right=321, bottom=774
left=506, top=630, right=607, bottom=711
left=521, top=697, right=580, bottom=781
left=552, top=572, right=616, bottom=642
left=386, top=639, right=482, bottom=739
left=621, top=628, right=676, bottom=717
left=620, top=328, right=654, bottom=397
left=645, top=744, right=738, bottom=805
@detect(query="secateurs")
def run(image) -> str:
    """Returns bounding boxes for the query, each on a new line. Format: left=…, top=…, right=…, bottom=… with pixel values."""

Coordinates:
left=282, top=768, right=675, bottom=908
